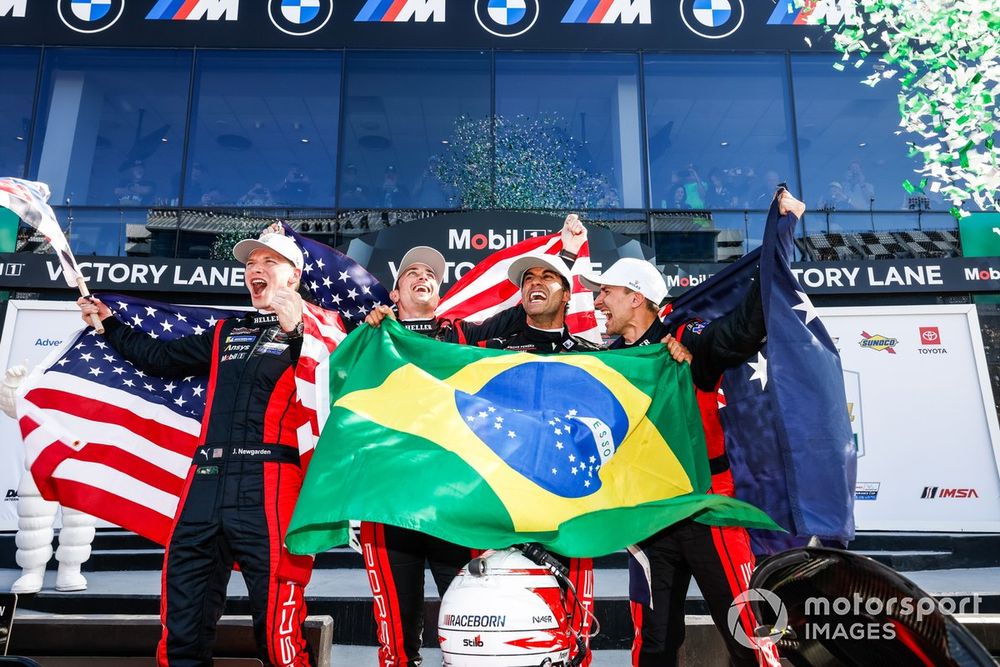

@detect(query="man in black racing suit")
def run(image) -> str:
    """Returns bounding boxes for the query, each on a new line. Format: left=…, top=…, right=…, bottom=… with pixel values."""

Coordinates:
left=77, top=231, right=315, bottom=667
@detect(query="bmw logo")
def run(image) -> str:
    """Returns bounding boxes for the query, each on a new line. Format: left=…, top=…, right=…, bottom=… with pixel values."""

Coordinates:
left=58, top=0, right=125, bottom=33
left=268, top=0, right=333, bottom=36
left=679, top=0, right=744, bottom=39
left=475, top=0, right=539, bottom=38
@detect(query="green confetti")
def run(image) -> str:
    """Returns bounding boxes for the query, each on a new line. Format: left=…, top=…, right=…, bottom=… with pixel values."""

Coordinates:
left=826, top=0, right=1000, bottom=215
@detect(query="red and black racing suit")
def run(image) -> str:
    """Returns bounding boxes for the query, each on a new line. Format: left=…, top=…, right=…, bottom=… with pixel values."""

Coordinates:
left=361, top=310, right=526, bottom=667
left=480, top=323, right=600, bottom=667
left=101, top=312, right=314, bottom=667
left=617, top=272, right=781, bottom=667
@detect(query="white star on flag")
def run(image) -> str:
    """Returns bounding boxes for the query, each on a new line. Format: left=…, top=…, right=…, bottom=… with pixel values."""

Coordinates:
left=792, top=290, right=819, bottom=324
left=748, top=352, right=768, bottom=390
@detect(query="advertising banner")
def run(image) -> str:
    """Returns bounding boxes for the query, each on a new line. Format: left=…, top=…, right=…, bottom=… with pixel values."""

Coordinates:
left=820, top=304, right=1000, bottom=531
left=0, top=0, right=852, bottom=51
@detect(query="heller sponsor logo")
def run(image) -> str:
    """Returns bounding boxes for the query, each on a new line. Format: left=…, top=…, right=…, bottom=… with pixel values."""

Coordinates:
left=447, top=227, right=548, bottom=251
left=920, top=486, right=979, bottom=499
left=679, top=0, right=744, bottom=40
left=58, top=0, right=126, bottom=33
left=268, top=0, right=333, bottom=35
left=146, top=0, right=239, bottom=21
left=859, top=331, right=897, bottom=354
left=855, top=482, right=879, bottom=501
left=0, top=0, right=27, bottom=18
left=442, top=614, right=507, bottom=628
left=964, top=266, right=1000, bottom=281
left=562, top=0, right=650, bottom=24
left=767, top=0, right=860, bottom=26
left=355, top=0, right=444, bottom=22
left=475, top=0, right=539, bottom=37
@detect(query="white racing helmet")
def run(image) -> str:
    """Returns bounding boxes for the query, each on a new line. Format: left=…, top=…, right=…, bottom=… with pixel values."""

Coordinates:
left=439, top=548, right=574, bottom=667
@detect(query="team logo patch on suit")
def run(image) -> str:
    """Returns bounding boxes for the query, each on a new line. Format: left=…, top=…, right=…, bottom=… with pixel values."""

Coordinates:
left=475, top=0, right=538, bottom=37
left=268, top=0, right=332, bottom=35
left=679, top=0, right=744, bottom=39
left=59, top=0, right=125, bottom=32
left=255, top=342, right=289, bottom=356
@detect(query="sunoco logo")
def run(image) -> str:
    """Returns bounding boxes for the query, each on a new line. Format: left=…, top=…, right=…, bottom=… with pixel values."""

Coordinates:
left=859, top=331, right=897, bottom=354
left=447, top=228, right=548, bottom=251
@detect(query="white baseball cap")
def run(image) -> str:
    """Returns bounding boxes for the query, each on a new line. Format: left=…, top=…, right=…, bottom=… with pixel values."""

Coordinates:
left=395, top=246, right=446, bottom=289
left=579, top=258, right=668, bottom=306
left=507, top=252, right=573, bottom=288
left=233, top=233, right=304, bottom=270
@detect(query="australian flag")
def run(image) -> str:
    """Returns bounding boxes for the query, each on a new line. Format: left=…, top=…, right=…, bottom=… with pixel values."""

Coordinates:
left=282, top=222, right=390, bottom=325
left=665, top=196, right=856, bottom=554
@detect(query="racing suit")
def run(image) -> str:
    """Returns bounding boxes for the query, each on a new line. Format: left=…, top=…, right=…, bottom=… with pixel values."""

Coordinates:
left=619, top=273, right=780, bottom=667
left=361, top=311, right=526, bottom=667
left=101, top=311, right=314, bottom=667
left=480, top=323, right=600, bottom=667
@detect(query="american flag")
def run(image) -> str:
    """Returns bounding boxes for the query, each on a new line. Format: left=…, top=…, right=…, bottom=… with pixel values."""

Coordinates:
left=436, top=233, right=601, bottom=345
left=17, top=294, right=345, bottom=545
left=0, top=177, right=82, bottom=287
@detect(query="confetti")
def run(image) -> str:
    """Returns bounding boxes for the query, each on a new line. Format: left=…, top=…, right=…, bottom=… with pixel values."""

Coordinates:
left=831, top=0, right=1000, bottom=217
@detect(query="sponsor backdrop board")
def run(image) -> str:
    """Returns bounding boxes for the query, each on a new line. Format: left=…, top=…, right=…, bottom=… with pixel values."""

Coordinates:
left=0, top=301, right=87, bottom=530
left=821, top=305, right=1000, bottom=531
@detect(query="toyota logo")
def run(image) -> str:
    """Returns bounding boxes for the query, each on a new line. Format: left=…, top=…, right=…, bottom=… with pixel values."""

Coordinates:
left=921, top=330, right=939, bottom=342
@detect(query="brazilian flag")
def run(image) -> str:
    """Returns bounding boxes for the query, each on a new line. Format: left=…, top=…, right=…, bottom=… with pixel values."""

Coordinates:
left=286, top=320, right=779, bottom=557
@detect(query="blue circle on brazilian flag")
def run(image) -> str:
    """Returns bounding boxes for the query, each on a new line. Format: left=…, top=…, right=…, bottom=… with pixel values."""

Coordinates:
left=679, top=0, right=744, bottom=39
left=58, top=0, right=125, bottom=34
left=475, top=0, right=539, bottom=38
left=454, top=361, right=629, bottom=498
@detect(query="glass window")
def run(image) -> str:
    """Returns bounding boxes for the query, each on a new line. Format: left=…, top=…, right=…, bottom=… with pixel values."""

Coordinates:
left=644, top=54, right=796, bottom=212
left=30, top=49, right=191, bottom=208
left=184, top=51, right=342, bottom=209
left=792, top=55, right=935, bottom=213
left=495, top=53, right=644, bottom=209
left=0, top=48, right=39, bottom=179
left=340, top=52, right=490, bottom=210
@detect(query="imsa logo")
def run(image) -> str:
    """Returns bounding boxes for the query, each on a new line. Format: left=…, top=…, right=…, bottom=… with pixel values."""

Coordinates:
left=58, top=0, right=126, bottom=33
left=475, top=0, right=539, bottom=38
left=268, top=0, right=333, bottom=36
left=679, top=0, right=744, bottom=40
left=921, top=486, right=979, bottom=499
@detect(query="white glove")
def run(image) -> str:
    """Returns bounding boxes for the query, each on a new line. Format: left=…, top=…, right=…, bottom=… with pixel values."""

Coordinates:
left=0, top=365, right=28, bottom=419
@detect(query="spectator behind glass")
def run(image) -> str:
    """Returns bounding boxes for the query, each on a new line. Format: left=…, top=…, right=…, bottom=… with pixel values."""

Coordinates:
left=380, top=164, right=408, bottom=208
left=704, top=168, right=737, bottom=209
left=752, top=169, right=781, bottom=208
left=843, top=160, right=875, bottom=210
left=239, top=182, right=274, bottom=207
left=274, top=164, right=312, bottom=206
left=672, top=185, right=692, bottom=209
left=114, top=160, right=156, bottom=206
left=340, top=163, right=371, bottom=209
left=818, top=181, right=854, bottom=210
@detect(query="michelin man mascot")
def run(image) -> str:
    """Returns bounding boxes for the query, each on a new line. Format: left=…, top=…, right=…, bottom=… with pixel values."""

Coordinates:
left=0, top=365, right=95, bottom=593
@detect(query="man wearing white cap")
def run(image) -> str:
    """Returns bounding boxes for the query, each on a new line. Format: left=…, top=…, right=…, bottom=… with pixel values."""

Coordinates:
left=77, top=231, right=315, bottom=667
left=361, top=243, right=527, bottom=667
left=579, top=191, right=806, bottom=667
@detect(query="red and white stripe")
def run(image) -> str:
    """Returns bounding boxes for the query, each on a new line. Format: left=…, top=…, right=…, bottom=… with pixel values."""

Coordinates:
left=436, top=233, right=600, bottom=345
left=294, top=301, right=348, bottom=466
left=17, top=352, right=201, bottom=544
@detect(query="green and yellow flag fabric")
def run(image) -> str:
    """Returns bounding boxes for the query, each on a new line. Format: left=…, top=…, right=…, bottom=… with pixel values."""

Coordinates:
left=286, top=320, right=778, bottom=558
